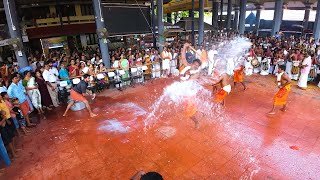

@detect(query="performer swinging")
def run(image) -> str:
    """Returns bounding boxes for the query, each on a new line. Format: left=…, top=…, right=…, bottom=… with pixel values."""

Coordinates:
left=233, top=65, right=247, bottom=90
left=212, top=70, right=231, bottom=107
left=180, top=43, right=202, bottom=129
left=268, top=65, right=292, bottom=115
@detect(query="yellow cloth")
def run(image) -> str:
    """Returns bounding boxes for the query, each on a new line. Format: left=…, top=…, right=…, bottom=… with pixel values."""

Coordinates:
left=274, top=84, right=291, bottom=106
left=0, top=101, right=11, bottom=119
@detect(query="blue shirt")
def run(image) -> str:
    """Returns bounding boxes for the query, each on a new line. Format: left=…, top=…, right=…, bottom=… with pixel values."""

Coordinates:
left=8, top=81, right=27, bottom=103
left=59, top=68, right=69, bottom=79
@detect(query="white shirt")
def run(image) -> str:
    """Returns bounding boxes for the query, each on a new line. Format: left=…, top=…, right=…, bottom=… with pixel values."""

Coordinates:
left=43, top=69, right=57, bottom=83
left=112, top=61, right=119, bottom=68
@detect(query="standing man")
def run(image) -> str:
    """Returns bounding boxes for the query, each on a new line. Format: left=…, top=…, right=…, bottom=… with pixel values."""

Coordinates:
left=208, top=44, right=218, bottom=75
left=161, top=47, right=172, bottom=77
left=42, top=61, right=59, bottom=107
left=268, top=65, right=291, bottom=115
left=63, top=74, right=97, bottom=118
left=7, top=73, right=35, bottom=127
left=297, top=52, right=312, bottom=90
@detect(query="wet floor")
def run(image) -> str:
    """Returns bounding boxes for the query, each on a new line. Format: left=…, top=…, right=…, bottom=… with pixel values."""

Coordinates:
left=1, top=75, right=320, bottom=179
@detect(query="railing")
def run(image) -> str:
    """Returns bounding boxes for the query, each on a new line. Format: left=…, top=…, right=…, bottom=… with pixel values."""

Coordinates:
left=26, top=15, right=95, bottom=29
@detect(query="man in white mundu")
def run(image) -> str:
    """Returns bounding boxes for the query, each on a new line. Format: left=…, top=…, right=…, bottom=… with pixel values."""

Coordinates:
left=297, top=53, right=312, bottom=90
left=207, top=44, right=218, bottom=75
left=161, top=47, right=172, bottom=77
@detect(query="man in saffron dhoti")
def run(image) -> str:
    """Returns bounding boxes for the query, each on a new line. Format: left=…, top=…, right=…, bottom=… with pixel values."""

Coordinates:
left=180, top=43, right=202, bottom=129
left=212, top=70, right=231, bottom=107
left=233, top=65, right=247, bottom=90
left=268, top=65, right=292, bottom=115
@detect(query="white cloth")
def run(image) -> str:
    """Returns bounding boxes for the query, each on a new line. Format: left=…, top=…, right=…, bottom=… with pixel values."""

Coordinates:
left=222, top=84, right=231, bottom=94
left=0, top=86, right=7, bottom=93
left=162, top=59, right=170, bottom=70
left=298, top=73, right=308, bottom=88
left=27, top=77, right=42, bottom=109
left=43, top=69, right=57, bottom=83
left=245, top=58, right=253, bottom=76
left=112, top=61, right=119, bottom=68
left=208, top=50, right=218, bottom=75
left=285, top=61, right=293, bottom=79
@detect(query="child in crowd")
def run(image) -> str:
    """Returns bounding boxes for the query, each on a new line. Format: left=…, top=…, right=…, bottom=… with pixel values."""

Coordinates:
left=0, top=111, right=17, bottom=158
left=11, top=98, right=29, bottom=135
left=1, top=92, right=21, bottom=136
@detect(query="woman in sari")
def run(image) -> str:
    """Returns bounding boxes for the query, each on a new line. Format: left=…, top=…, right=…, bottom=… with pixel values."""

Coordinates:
left=119, top=54, right=130, bottom=85
left=23, top=71, right=44, bottom=114
left=68, top=59, right=79, bottom=77
left=35, top=70, right=53, bottom=111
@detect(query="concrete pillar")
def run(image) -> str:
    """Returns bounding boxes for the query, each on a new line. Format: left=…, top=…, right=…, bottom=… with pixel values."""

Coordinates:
left=212, top=0, right=219, bottom=29
left=271, top=0, right=284, bottom=36
left=255, top=5, right=262, bottom=35
left=198, top=0, right=204, bottom=44
left=151, top=0, right=156, bottom=48
left=157, top=0, right=164, bottom=52
left=191, top=0, right=195, bottom=45
left=314, top=0, right=320, bottom=41
left=233, top=6, right=239, bottom=31
left=3, top=0, right=28, bottom=68
left=226, top=0, right=232, bottom=31
left=167, top=13, right=172, bottom=24
left=303, top=3, right=312, bottom=30
left=92, top=0, right=110, bottom=68
left=239, top=0, right=247, bottom=34
left=220, top=0, right=223, bottom=29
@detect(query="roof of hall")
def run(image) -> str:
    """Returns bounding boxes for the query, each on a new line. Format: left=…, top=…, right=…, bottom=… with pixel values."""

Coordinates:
left=0, top=0, right=318, bottom=10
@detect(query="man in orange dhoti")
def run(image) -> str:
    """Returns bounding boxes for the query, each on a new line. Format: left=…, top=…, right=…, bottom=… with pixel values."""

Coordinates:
left=212, top=72, right=231, bottom=107
left=268, top=65, right=291, bottom=115
left=233, top=65, right=247, bottom=90
left=180, top=43, right=202, bottom=128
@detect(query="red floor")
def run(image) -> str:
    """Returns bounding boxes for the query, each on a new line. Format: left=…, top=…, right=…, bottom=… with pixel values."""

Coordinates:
left=1, top=75, right=320, bottom=179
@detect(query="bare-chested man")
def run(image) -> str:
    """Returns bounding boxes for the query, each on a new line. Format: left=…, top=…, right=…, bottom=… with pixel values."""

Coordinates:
left=180, top=43, right=202, bottom=128
left=212, top=70, right=231, bottom=107
left=268, top=65, right=291, bottom=115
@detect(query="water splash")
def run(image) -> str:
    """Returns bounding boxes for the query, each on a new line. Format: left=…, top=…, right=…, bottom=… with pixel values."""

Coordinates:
left=144, top=80, right=221, bottom=130
left=98, top=119, right=133, bottom=133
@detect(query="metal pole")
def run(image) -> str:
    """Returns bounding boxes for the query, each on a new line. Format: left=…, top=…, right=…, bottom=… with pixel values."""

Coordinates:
left=151, top=0, right=156, bottom=48
left=191, top=0, right=195, bottom=45
left=220, top=0, right=223, bottom=30
left=92, top=0, right=110, bottom=68
left=157, top=0, right=164, bottom=53
left=3, top=0, right=28, bottom=68
left=198, top=0, right=204, bottom=44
